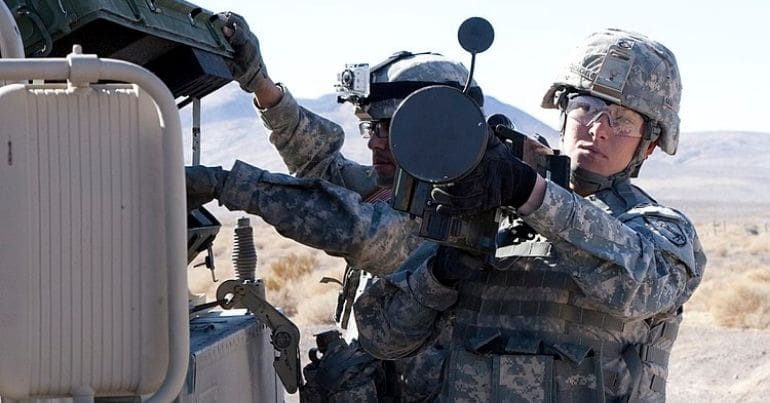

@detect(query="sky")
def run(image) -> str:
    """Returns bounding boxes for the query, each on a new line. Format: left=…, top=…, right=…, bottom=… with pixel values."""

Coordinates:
left=195, top=0, right=768, bottom=134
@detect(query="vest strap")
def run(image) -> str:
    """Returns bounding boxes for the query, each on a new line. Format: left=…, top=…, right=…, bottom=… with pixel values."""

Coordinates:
left=650, top=374, right=666, bottom=393
left=622, top=344, right=644, bottom=401
left=458, top=296, right=626, bottom=333
left=500, top=270, right=581, bottom=292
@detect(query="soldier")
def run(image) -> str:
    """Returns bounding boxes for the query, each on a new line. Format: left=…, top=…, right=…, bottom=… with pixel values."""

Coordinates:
left=186, top=12, right=483, bottom=401
left=354, top=28, right=707, bottom=402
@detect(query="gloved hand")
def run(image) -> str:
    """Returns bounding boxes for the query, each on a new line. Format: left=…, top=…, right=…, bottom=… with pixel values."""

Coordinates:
left=431, top=139, right=538, bottom=216
left=185, top=165, right=229, bottom=212
left=430, top=245, right=484, bottom=287
left=314, top=340, right=381, bottom=394
left=219, top=11, right=267, bottom=93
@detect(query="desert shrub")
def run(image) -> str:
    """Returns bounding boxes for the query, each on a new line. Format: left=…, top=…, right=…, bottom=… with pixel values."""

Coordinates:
left=682, top=222, right=770, bottom=329
left=290, top=266, right=340, bottom=328
left=263, top=253, right=319, bottom=315
left=709, top=268, right=770, bottom=329
left=262, top=253, right=340, bottom=327
left=265, top=253, right=317, bottom=291
left=744, top=232, right=770, bottom=255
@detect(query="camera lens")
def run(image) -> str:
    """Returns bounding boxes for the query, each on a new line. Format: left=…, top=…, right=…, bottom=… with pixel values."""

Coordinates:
left=340, top=70, right=354, bottom=88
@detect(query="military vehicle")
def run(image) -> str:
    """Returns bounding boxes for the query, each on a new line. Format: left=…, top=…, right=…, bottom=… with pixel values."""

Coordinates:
left=0, top=1, right=300, bottom=401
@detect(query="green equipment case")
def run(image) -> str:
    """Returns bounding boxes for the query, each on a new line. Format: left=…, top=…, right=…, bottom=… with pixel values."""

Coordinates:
left=3, top=0, right=236, bottom=104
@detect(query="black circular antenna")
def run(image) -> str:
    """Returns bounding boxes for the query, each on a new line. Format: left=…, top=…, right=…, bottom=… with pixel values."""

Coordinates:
left=390, top=86, right=488, bottom=183
left=458, top=17, right=494, bottom=54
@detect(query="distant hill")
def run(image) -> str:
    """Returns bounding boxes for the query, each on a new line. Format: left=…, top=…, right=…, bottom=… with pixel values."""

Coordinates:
left=182, top=84, right=770, bottom=219
left=181, top=84, right=561, bottom=165
left=635, top=130, right=770, bottom=220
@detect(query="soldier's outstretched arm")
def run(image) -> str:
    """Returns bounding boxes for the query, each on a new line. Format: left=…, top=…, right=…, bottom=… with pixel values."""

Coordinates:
left=520, top=181, right=707, bottom=320
left=258, top=89, right=377, bottom=197
left=354, top=242, right=455, bottom=360
left=217, top=161, right=418, bottom=276
left=219, top=12, right=374, bottom=195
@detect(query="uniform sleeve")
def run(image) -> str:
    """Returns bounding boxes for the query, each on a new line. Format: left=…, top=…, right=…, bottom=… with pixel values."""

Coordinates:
left=257, top=85, right=378, bottom=198
left=521, top=181, right=707, bottom=320
left=218, top=160, right=420, bottom=276
left=355, top=242, right=458, bottom=360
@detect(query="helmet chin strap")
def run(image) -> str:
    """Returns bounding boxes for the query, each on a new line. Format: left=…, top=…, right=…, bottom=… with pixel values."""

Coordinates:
left=570, top=166, right=624, bottom=196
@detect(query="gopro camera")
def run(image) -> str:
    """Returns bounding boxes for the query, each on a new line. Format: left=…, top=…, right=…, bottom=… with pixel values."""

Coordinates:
left=335, top=63, right=370, bottom=103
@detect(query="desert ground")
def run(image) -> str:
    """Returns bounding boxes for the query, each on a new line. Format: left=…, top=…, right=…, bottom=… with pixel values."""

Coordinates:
left=188, top=200, right=770, bottom=402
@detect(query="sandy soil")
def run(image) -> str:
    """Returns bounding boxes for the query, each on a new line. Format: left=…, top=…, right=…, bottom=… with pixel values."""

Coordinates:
left=668, top=313, right=770, bottom=402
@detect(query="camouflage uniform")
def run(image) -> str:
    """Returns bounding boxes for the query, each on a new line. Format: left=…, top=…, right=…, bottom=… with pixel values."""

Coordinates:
left=355, top=179, right=706, bottom=402
left=354, top=29, right=706, bottom=403
left=218, top=157, right=417, bottom=275
left=215, top=85, right=420, bottom=276
left=215, top=85, right=447, bottom=401
left=212, top=13, right=475, bottom=401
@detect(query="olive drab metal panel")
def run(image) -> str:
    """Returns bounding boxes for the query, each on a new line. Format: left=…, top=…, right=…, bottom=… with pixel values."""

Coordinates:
left=3, top=0, right=233, bottom=57
left=1, top=0, right=235, bottom=102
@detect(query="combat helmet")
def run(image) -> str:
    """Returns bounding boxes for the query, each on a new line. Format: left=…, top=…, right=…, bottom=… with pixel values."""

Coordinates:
left=337, top=51, right=483, bottom=120
left=542, top=28, right=682, bottom=157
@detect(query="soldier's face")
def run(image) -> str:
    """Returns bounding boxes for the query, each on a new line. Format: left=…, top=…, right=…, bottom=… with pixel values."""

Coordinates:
left=561, top=98, right=645, bottom=177
left=365, top=119, right=395, bottom=187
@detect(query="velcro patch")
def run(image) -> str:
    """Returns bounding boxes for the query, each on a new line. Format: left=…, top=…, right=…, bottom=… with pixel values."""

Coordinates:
left=648, top=218, right=687, bottom=247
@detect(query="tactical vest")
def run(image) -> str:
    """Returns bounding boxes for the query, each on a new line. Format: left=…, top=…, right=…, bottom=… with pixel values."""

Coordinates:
left=440, top=181, right=679, bottom=403
left=335, top=186, right=394, bottom=336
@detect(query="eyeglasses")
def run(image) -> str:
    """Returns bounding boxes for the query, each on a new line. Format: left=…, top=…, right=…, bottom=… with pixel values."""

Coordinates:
left=565, top=95, right=644, bottom=138
left=358, top=119, right=391, bottom=139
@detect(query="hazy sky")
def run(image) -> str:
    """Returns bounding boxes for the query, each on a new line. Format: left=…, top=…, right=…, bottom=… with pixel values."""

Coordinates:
left=195, top=0, right=767, bottom=134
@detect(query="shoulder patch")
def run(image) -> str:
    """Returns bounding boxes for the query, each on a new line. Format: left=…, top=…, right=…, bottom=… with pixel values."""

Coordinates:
left=648, top=218, right=688, bottom=247
left=619, top=204, right=684, bottom=222
left=619, top=204, right=693, bottom=248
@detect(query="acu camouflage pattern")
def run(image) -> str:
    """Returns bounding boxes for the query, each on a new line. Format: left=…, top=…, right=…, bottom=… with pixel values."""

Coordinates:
left=355, top=179, right=706, bottom=402
left=541, top=28, right=682, bottom=155
left=219, top=160, right=419, bottom=277
left=236, top=85, right=446, bottom=400
left=260, top=85, right=381, bottom=198
left=249, top=85, right=422, bottom=274
left=363, top=53, right=480, bottom=120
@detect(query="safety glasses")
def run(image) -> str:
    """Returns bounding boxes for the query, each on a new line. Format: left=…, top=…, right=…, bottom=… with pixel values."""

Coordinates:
left=358, top=119, right=391, bottom=139
left=565, top=95, right=644, bottom=138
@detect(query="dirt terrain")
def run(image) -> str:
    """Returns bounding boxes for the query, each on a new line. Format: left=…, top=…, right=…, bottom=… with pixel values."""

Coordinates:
left=668, top=317, right=770, bottom=402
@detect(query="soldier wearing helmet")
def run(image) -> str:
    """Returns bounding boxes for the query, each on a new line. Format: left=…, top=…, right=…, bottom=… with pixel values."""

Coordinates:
left=541, top=28, right=683, bottom=195
left=185, top=12, right=481, bottom=401
left=355, top=29, right=707, bottom=402
left=337, top=50, right=483, bottom=188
